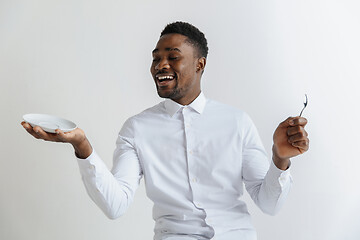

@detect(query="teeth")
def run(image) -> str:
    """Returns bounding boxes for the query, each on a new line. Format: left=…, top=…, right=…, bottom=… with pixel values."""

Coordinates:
left=157, top=75, right=174, bottom=80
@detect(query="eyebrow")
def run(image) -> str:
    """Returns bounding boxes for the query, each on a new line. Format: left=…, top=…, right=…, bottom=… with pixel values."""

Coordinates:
left=152, top=47, right=182, bottom=54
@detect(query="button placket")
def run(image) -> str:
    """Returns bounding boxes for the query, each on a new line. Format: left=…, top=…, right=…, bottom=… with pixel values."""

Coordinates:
left=182, top=108, right=196, bottom=192
left=182, top=107, right=206, bottom=213
left=182, top=107, right=193, bottom=158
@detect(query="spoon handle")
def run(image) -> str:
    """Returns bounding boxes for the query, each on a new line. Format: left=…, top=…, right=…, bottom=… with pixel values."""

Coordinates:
left=299, top=106, right=305, bottom=117
left=299, top=94, right=308, bottom=117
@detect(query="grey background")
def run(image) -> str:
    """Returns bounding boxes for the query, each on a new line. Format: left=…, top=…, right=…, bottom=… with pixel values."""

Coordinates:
left=1, top=0, right=359, bottom=239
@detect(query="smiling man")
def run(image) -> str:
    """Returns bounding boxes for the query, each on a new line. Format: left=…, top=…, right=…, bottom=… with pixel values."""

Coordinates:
left=22, top=22, right=309, bottom=240
left=151, top=31, right=206, bottom=105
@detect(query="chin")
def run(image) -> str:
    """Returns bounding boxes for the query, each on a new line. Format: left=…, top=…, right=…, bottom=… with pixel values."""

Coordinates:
left=157, top=91, right=172, bottom=99
left=157, top=88, right=181, bottom=100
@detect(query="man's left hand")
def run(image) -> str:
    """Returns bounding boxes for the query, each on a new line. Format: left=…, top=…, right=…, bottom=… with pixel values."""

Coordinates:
left=272, top=117, right=309, bottom=170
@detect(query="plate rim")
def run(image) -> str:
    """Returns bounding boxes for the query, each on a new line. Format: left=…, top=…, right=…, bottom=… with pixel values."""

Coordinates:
left=23, top=113, right=77, bottom=133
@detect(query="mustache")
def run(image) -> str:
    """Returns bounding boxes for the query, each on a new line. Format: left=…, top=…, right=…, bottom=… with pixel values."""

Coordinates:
left=156, top=70, right=176, bottom=76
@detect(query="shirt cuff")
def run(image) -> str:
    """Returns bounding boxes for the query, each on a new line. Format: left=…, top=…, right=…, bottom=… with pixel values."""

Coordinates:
left=267, top=160, right=293, bottom=188
left=77, top=150, right=109, bottom=178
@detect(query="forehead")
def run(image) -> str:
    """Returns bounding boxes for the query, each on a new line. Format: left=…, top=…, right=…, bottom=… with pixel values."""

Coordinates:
left=153, top=33, right=195, bottom=55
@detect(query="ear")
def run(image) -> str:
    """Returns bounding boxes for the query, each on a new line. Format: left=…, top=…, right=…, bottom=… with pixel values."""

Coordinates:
left=196, top=57, right=206, bottom=73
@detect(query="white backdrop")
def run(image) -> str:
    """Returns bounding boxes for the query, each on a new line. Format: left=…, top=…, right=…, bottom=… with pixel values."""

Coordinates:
left=1, top=0, right=359, bottom=239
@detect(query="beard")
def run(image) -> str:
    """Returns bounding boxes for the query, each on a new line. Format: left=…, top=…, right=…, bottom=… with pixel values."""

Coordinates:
left=156, top=80, right=183, bottom=100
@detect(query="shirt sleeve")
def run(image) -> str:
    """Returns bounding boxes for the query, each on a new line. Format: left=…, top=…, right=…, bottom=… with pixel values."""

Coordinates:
left=241, top=113, right=293, bottom=215
left=77, top=118, right=142, bottom=219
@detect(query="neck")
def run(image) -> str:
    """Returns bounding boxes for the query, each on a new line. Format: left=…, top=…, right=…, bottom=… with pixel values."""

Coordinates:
left=173, top=91, right=201, bottom=106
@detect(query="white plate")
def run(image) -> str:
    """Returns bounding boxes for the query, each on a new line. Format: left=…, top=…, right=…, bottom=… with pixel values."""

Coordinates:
left=23, top=113, right=77, bottom=133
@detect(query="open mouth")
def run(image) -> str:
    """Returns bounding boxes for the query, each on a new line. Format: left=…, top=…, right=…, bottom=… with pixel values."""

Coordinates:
left=156, top=74, right=176, bottom=86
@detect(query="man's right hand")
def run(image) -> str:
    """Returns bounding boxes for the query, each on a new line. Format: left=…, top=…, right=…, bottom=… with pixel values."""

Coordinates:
left=21, top=121, right=93, bottom=159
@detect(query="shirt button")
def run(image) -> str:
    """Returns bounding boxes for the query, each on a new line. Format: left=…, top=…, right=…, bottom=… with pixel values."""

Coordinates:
left=191, top=178, right=197, bottom=183
left=189, top=150, right=193, bottom=155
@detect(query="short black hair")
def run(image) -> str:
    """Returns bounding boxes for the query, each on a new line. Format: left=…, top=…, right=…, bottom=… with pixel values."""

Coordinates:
left=160, top=21, right=208, bottom=59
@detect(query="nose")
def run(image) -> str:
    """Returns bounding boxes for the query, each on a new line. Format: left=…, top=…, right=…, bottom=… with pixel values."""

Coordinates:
left=155, top=58, right=170, bottom=71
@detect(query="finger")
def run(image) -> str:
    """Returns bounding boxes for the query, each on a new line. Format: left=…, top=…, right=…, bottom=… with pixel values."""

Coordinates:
left=289, top=117, right=307, bottom=127
left=33, top=126, right=55, bottom=141
left=55, top=129, right=70, bottom=142
left=291, top=139, right=310, bottom=151
left=278, top=117, right=294, bottom=128
left=287, top=126, right=308, bottom=137
left=21, top=121, right=32, bottom=130
left=288, top=132, right=308, bottom=143
left=22, top=122, right=41, bottom=139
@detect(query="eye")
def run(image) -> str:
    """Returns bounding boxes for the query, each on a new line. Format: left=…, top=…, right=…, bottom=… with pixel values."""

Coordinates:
left=169, top=56, right=179, bottom=61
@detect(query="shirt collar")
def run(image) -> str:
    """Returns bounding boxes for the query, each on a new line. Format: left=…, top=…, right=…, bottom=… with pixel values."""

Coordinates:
left=164, top=92, right=207, bottom=117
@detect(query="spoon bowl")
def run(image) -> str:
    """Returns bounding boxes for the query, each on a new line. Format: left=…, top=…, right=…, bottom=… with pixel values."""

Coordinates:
left=299, top=94, right=308, bottom=117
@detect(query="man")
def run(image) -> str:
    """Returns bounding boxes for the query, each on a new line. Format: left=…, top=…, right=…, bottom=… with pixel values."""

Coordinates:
left=22, top=22, right=309, bottom=240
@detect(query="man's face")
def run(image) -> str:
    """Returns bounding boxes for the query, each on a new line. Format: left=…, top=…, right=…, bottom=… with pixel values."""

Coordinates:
left=150, top=33, right=201, bottom=105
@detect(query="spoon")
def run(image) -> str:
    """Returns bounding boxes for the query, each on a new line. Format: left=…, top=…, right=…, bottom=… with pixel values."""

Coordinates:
left=299, top=94, right=308, bottom=117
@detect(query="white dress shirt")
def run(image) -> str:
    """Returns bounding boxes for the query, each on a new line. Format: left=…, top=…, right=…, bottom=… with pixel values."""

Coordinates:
left=77, top=92, right=292, bottom=240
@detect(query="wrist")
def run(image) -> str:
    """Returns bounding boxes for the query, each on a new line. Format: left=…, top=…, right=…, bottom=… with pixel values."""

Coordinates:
left=72, top=138, right=92, bottom=159
left=272, top=146, right=290, bottom=170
